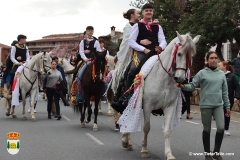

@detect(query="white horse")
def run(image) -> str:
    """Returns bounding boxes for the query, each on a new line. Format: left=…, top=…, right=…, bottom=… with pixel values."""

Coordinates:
left=120, top=32, right=200, bottom=160
left=3, top=52, right=44, bottom=121
left=59, top=58, right=74, bottom=100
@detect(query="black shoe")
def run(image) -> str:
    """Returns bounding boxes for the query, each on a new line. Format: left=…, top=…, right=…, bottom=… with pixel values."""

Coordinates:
left=57, top=115, right=61, bottom=120
left=54, top=115, right=58, bottom=118
left=205, top=155, right=213, bottom=160
left=212, top=154, right=223, bottom=160
left=48, top=115, right=52, bottom=119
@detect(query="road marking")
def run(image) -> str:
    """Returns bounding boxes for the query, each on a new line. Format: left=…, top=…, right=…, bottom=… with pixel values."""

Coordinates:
left=86, top=133, right=104, bottom=145
left=62, top=115, right=71, bottom=121
left=212, top=127, right=217, bottom=130
left=185, top=121, right=199, bottom=125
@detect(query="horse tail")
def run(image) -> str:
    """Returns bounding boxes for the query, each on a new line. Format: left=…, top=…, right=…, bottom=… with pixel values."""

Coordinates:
left=73, top=104, right=81, bottom=114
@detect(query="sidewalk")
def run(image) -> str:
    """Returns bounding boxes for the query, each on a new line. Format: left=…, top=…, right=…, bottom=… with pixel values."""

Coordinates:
left=190, top=105, right=240, bottom=122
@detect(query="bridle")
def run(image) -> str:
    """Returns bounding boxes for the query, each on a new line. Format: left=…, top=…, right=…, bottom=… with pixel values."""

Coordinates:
left=41, top=56, right=51, bottom=73
left=157, top=43, right=191, bottom=76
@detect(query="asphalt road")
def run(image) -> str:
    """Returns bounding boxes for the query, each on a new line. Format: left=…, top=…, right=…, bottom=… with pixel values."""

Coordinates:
left=0, top=96, right=239, bottom=160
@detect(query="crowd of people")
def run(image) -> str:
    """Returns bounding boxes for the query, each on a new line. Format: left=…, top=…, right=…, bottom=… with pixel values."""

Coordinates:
left=0, top=3, right=240, bottom=160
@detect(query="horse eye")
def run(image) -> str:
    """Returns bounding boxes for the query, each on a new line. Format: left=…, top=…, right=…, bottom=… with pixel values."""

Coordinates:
left=178, top=53, right=181, bottom=57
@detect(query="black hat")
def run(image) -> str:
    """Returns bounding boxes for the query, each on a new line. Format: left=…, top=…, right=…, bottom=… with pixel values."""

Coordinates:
left=142, top=3, right=153, bottom=11
left=86, top=26, right=94, bottom=30
left=17, top=34, right=27, bottom=41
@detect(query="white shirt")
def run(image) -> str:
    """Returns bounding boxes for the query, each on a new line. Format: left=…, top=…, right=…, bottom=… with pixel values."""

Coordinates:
left=102, top=47, right=110, bottom=56
left=79, top=38, right=102, bottom=61
left=10, top=46, right=30, bottom=65
left=128, top=23, right=167, bottom=52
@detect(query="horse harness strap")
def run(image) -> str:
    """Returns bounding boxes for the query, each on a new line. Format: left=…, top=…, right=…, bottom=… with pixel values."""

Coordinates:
left=23, top=67, right=38, bottom=92
left=157, top=43, right=187, bottom=76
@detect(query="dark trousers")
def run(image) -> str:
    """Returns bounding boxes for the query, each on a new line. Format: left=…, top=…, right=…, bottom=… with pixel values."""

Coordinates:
left=46, top=88, right=60, bottom=116
left=223, top=100, right=233, bottom=130
left=182, top=91, right=191, bottom=114
left=10, top=65, right=18, bottom=85
left=126, top=51, right=155, bottom=89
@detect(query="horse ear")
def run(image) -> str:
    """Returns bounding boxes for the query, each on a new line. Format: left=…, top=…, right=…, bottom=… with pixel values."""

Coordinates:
left=176, top=31, right=184, bottom=44
left=192, top=35, right=201, bottom=44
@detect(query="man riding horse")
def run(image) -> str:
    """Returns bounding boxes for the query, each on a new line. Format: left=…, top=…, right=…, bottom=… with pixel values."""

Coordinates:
left=126, top=3, right=167, bottom=90
left=10, top=35, right=30, bottom=89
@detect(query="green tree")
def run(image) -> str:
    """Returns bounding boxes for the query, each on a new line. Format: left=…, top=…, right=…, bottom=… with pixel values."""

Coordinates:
left=7, top=141, right=9, bottom=149
left=17, top=142, right=20, bottom=149
left=107, top=41, right=118, bottom=56
left=179, top=0, right=240, bottom=72
left=116, top=39, right=123, bottom=52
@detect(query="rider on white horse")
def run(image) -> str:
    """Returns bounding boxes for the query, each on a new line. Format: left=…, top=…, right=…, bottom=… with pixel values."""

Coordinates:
left=10, top=34, right=30, bottom=88
left=126, top=3, right=167, bottom=90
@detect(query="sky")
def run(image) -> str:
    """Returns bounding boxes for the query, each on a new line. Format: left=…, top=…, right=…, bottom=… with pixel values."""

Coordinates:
left=0, top=0, right=136, bottom=45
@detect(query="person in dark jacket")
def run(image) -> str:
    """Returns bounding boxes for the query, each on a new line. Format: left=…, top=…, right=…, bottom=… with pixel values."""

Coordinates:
left=228, top=52, right=240, bottom=84
left=218, top=61, right=240, bottom=136
left=181, top=78, right=193, bottom=119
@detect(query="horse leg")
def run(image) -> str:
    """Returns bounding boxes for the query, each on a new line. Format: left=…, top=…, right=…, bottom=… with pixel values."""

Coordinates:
left=30, top=91, right=37, bottom=122
left=22, top=95, right=27, bottom=120
left=122, top=132, right=133, bottom=150
left=164, top=105, right=176, bottom=160
left=107, top=102, right=113, bottom=116
left=141, top=107, right=151, bottom=157
left=86, top=96, right=92, bottom=123
left=93, top=97, right=100, bottom=131
left=98, top=100, right=102, bottom=115
left=79, top=104, right=86, bottom=128
left=6, top=98, right=11, bottom=116
left=11, top=105, right=17, bottom=118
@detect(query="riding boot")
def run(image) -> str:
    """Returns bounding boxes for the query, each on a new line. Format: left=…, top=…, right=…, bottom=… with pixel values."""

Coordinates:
left=202, top=131, right=213, bottom=160
left=126, top=74, right=135, bottom=90
left=212, top=131, right=224, bottom=160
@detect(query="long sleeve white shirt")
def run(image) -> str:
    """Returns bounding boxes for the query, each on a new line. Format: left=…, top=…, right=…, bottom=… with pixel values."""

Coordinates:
left=79, top=38, right=102, bottom=61
left=128, top=23, right=167, bottom=52
left=116, top=22, right=132, bottom=63
left=10, top=46, right=30, bottom=65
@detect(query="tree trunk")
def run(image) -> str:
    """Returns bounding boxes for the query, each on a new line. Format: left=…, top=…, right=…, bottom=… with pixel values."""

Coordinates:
left=230, top=41, right=239, bottom=59
left=192, top=53, right=205, bottom=75
left=215, top=40, right=224, bottom=61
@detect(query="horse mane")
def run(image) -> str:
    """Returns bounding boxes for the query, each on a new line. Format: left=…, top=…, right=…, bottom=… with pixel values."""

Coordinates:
left=61, top=58, right=74, bottom=71
left=180, top=33, right=197, bottom=57
left=28, top=53, right=43, bottom=70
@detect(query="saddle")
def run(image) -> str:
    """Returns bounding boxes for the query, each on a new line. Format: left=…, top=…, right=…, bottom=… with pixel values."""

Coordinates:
left=111, top=61, right=164, bottom=116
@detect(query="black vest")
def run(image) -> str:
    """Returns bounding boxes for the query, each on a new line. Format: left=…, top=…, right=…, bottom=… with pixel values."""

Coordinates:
left=136, top=23, right=159, bottom=51
left=84, top=39, right=96, bottom=59
left=15, top=45, right=27, bottom=62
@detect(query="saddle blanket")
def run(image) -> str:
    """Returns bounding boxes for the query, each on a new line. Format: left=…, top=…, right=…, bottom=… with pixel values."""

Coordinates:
left=117, top=55, right=182, bottom=132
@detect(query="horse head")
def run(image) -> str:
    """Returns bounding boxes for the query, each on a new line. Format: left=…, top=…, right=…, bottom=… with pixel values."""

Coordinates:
left=59, top=58, right=74, bottom=71
left=41, top=51, right=52, bottom=74
left=172, top=31, right=200, bottom=83
left=95, top=51, right=107, bottom=81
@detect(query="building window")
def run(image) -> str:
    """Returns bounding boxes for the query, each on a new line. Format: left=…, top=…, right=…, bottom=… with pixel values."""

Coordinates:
left=227, top=44, right=232, bottom=60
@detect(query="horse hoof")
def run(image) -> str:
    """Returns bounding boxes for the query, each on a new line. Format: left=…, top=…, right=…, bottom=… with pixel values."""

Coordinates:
left=93, top=124, right=98, bottom=131
left=93, top=127, right=98, bottom=132
left=32, top=118, right=37, bottom=122
left=12, top=115, right=17, bottom=118
left=107, top=112, right=113, bottom=116
left=115, top=128, right=119, bottom=132
left=122, top=141, right=128, bottom=148
left=127, top=144, right=133, bottom=151
left=81, top=123, right=85, bottom=128
left=22, top=117, right=27, bottom=120
left=141, top=151, right=150, bottom=158
left=166, top=155, right=176, bottom=160
left=6, top=113, right=10, bottom=116
left=98, top=111, right=102, bottom=115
